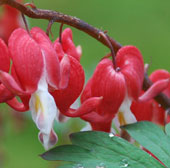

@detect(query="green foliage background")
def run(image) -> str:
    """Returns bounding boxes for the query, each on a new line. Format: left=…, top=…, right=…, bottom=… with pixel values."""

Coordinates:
left=0, top=0, right=170, bottom=167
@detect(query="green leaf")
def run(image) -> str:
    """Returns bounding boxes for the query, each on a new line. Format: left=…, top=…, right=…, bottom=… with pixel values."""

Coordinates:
left=41, top=145, right=93, bottom=162
left=123, top=121, right=170, bottom=167
left=56, top=163, right=79, bottom=168
left=41, top=131, right=164, bottom=168
left=165, top=123, right=170, bottom=137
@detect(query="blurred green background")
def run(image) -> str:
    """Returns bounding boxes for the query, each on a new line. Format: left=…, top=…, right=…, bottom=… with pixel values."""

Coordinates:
left=0, top=0, right=170, bottom=167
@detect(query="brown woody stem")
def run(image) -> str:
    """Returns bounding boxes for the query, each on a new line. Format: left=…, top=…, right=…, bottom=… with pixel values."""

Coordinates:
left=1, top=0, right=121, bottom=52
left=1, top=0, right=170, bottom=110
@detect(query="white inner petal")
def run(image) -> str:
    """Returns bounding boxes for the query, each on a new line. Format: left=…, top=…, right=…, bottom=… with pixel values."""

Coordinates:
left=29, top=75, right=58, bottom=135
left=28, top=48, right=60, bottom=150
left=118, top=96, right=137, bottom=125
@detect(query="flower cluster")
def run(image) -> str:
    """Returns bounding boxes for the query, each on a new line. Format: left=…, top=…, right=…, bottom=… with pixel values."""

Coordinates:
left=0, top=5, right=169, bottom=150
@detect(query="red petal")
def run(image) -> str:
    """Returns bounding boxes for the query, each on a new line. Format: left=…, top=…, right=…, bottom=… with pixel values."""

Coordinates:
left=80, top=77, right=93, bottom=103
left=116, top=46, right=144, bottom=100
left=80, top=92, right=112, bottom=132
left=8, top=28, right=44, bottom=92
left=30, top=27, right=61, bottom=89
left=150, top=69, right=170, bottom=98
left=0, top=70, right=32, bottom=95
left=131, top=97, right=153, bottom=122
left=91, top=58, right=126, bottom=117
left=59, top=55, right=70, bottom=89
left=90, top=120, right=112, bottom=132
left=53, top=42, right=65, bottom=61
left=20, top=95, right=31, bottom=109
left=0, top=38, right=10, bottom=72
left=64, top=96, right=103, bottom=117
left=0, top=83, right=14, bottom=103
left=138, top=78, right=170, bottom=102
left=0, top=4, right=23, bottom=43
left=51, top=56, right=85, bottom=113
left=81, top=109, right=113, bottom=132
left=55, top=28, right=81, bottom=61
left=11, top=64, right=22, bottom=87
left=6, top=97, right=29, bottom=112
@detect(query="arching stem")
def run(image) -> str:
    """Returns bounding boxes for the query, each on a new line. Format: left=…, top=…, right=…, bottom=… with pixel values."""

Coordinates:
left=21, top=13, right=30, bottom=35
left=99, top=32, right=116, bottom=69
left=46, top=20, right=54, bottom=37
left=59, top=23, right=64, bottom=43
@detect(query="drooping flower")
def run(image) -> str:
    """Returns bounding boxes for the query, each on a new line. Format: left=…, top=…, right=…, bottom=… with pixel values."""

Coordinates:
left=80, top=46, right=144, bottom=132
left=131, top=69, right=170, bottom=125
left=0, top=27, right=70, bottom=149
left=0, top=0, right=24, bottom=43
left=0, top=27, right=101, bottom=149
left=51, top=28, right=102, bottom=118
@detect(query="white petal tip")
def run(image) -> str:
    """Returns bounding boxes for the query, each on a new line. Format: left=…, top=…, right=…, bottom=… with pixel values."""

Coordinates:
left=38, top=130, right=58, bottom=150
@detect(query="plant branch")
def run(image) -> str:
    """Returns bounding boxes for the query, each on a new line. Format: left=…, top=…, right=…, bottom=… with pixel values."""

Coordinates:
left=1, top=0, right=170, bottom=110
left=1, top=0, right=121, bottom=52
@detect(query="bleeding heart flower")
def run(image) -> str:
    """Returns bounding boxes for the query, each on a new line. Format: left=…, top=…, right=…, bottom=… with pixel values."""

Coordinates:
left=0, top=27, right=70, bottom=150
left=80, top=46, right=144, bottom=132
left=0, top=0, right=24, bottom=43
left=51, top=28, right=102, bottom=118
left=131, top=69, right=170, bottom=125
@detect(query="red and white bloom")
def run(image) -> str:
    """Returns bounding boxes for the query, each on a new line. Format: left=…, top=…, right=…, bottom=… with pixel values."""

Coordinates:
left=80, top=46, right=144, bottom=132
left=51, top=28, right=102, bottom=118
left=0, top=27, right=99, bottom=149
left=0, top=27, right=70, bottom=149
